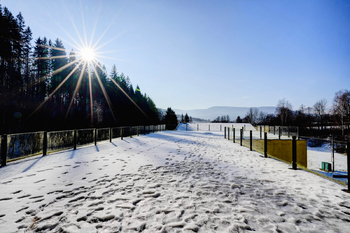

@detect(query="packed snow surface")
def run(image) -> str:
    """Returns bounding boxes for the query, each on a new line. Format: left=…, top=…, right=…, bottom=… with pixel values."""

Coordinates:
left=0, top=125, right=350, bottom=232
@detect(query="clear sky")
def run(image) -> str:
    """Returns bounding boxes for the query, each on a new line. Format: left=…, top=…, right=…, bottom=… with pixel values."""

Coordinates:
left=2, top=0, right=350, bottom=111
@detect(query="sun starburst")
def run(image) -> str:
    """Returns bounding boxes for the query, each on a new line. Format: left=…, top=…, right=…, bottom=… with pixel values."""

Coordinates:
left=27, top=3, right=149, bottom=126
left=79, top=47, right=96, bottom=61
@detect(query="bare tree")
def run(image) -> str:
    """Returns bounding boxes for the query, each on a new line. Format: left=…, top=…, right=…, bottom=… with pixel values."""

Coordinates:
left=313, top=99, right=327, bottom=130
left=258, top=111, right=267, bottom=124
left=276, top=99, right=293, bottom=126
left=332, top=90, right=350, bottom=137
left=244, top=107, right=259, bottom=125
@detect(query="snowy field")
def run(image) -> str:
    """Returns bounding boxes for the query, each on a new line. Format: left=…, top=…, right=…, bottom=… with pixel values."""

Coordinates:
left=192, top=123, right=348, bottom=172
left=0, top=124, right=350, bottom=232
left=307, top=145, right=348, bottom=172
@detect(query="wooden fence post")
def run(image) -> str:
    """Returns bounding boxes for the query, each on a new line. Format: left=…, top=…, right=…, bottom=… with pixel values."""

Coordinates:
left=109, top=128, right=112, bottom=142
left=1, top=134, right=7, bottom=167
left=228, top=127, right=230, bottom=140
left=224, top=127, right=226, bottom=138
left=121, top=128, right=123, bottom=140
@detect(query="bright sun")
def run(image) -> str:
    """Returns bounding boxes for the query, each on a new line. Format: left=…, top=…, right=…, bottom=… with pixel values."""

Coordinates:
left=80, top=47, right=95, bottom=61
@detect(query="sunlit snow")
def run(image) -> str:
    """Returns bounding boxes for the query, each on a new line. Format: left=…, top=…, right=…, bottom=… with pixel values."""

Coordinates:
left=0, top=124, right=349, bottom=232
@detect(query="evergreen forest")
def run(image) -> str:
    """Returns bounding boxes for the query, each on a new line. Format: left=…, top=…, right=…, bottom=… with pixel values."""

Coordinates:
left=0, top=5, right=163, bottom=134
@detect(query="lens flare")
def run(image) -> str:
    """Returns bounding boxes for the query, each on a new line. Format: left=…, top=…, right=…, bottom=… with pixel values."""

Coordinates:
left=27, top=2, right=150, bottom=126
left=80, top=47, right=95, bottom=61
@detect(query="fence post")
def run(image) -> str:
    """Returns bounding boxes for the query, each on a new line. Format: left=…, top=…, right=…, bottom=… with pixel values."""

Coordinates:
left=1, top=134, right=7, bottom=167
left=186, top=124, right=188, bottom=131
left=233, top=128, right=235, bottom=143
left=332, top=136, right=335, bottom=172
left=288, top=126, right=291, bottom=138
left=73, top=130, right=77, bottom=150
left=109, top=128, right=112, bottom=142
left=224, top=127, right=226, bottom=138
left=240, top=129, right=243, bottom=146
left=228, top=127, right=230, bottom=140
left=197, top=124, right=199, bottom=131
left=130, top=127, right=133, bottom=138
left=260, top=126, right=262, bottom=139
left=297, top=127, right=300, bottom=140
left=209, top=125, right=210, bottom=131
left=279, top=127, right=281, bottom=140
left=220, top=125, right=222, bottom=131
left=121, top=128, right=123, bottom=140
left=43, top=131, right=48, bottom=156
left=292, top=136, right=297, bottom=170
left=264, top=132, right=267, bottom=158
left=346, top=142, right=350, bottom=192
left=137, top=126, right=139, bottom=136
left=250, top=130, right=252, bottom=151
left=94, top=129, right=97, bottom=145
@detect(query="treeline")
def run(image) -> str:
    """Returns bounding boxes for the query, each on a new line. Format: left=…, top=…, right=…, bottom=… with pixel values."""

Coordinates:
left=0, top=5, right=161, bottom=134
left=180, top=113, right=192, bottom=123
left=241, top=90, right=350, bottom=139
left=212, top=115, right=230, bottom=123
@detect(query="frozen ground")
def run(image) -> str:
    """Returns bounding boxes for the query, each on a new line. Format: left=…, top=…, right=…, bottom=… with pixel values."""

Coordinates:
left=0, top=124, right=350, bottom=232
left=307, top=144, right=348, bottom=172
left=190, top=122, right=348, bottom=172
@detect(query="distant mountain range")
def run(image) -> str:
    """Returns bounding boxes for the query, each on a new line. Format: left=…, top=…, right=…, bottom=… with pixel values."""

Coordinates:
left=174, top=106, right=276, bottom=121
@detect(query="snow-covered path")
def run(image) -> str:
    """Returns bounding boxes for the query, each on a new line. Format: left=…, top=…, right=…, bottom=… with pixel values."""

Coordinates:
left=0, top=130, right=350, bottom=232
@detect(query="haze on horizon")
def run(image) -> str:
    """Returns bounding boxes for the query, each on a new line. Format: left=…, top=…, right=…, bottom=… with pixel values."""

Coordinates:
left=3, top=0, right=350, bottom=111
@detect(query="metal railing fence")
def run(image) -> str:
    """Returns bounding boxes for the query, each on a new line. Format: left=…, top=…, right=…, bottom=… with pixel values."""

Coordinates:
left=0, top=124, right=167, bottom=166
left=268, top=126, right=299, bottom=138
left=224, top=126, right=349, bottom=192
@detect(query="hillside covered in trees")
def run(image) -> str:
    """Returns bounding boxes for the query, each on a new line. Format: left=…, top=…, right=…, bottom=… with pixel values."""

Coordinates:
left=0, top=5, right=162, bottom=134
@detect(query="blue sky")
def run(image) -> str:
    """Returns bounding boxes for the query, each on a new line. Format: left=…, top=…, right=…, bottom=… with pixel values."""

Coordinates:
left=3, top=0, right=350, bottom=111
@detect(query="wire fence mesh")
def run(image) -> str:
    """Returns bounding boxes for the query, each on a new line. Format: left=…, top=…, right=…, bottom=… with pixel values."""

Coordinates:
left=48, top=130, right=74, bottom=153
left=6, top=132, right=44, bottom=161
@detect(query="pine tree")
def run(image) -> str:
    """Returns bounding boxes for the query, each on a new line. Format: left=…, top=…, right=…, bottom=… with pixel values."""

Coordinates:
left=185, top=113, right=189, bottom=123
left=50, top=38, right=68, bottom=128
left=33, top=37, right=50, bottom=100
left=164, top=107, right=178, bottom=129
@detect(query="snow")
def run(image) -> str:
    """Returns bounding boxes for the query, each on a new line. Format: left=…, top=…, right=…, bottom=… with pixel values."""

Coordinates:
left=307, top=144, right=348, bottom=171
left=0, top=123, right=350, bottom=232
